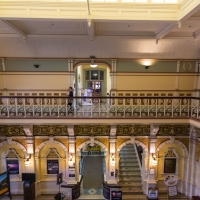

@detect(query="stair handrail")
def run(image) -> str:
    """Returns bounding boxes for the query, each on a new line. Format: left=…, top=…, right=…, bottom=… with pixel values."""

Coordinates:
left=61, top=175, right=83, bottom=200
left=102, top=175, right=121, bottom=200
left=134, top=143, right=142, bottom=170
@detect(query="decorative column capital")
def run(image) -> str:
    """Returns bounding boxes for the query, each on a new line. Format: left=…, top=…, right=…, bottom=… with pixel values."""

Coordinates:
left=68, top=125, right=74, bottom=137
left=150, top=124, right=159, bottom=138
left=23, top=125, right=33, bottom=136
left=68, top=136, right=76, bottom=144
left=110, top=125, right=117, bottom=137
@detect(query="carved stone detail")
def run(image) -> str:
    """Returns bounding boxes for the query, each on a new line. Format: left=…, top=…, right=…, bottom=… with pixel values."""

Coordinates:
left=45, top=148, right=61, bottom=158
left=5, top=148, right=21, bottom=159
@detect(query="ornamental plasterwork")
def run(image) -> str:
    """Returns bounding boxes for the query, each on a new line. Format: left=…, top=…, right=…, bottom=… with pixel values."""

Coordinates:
left=45, top=148, right=61, bottom=159
left=164, top=149, right=177, bottom=158
left=0, top=125, right=25, bottom=136
left=74, top=125, right=110, bottom=136
left=33, top=125, right=68, bottom=136
left=5, top=148, right=21, bottom=159
left=157, top=124, right=190, bottom=136
left=116, top=125, right=150, bottom=136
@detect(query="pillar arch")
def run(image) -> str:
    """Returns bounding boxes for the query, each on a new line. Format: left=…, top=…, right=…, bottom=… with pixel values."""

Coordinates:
left=73, top=62, right=112, bottom=72
left=117, top=139, right=148, bottom=155
left=76, top=139, right=108, bottom=155
left=156, top=139, right=189, bottom=157
left=0, top=140, right=27, bottom=153
left=35, top=140, right=68, bottom=157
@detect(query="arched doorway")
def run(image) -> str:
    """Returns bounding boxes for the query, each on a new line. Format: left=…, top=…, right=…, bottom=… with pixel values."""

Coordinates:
left=77, top=140, right=108, bottom=198
left=74, top=63, right=111, bottom=98
left=80, top=143, right=105, bottom=196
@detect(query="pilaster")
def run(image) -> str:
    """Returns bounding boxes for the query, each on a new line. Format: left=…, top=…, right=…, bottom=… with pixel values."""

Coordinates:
left=67, top=125, right=76, bottom=184
left=107, top=125, right=117, bottom=184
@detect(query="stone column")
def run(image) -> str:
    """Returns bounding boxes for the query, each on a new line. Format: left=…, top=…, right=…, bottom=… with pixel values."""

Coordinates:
left=67, top=126, right=76, bottom=184
left=146, top=125, right=159, bottom=193
left=111, top=60, right=117, bottom=90
left=2, top=59, right=7, bottom=96
left=185, top=126, right=198, bottom=197
left=107, top=125, right=117, bottom=184
left=23, top=125, right=35, bottom=173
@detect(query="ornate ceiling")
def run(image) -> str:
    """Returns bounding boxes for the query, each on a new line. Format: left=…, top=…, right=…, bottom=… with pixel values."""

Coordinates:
left=0, top=0, right=200, bottom=59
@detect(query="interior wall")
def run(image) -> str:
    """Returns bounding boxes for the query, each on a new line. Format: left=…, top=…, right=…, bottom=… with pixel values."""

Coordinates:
left=156, top=143, right=184, bottom=192
left=0, top=144, right=26, bottom=194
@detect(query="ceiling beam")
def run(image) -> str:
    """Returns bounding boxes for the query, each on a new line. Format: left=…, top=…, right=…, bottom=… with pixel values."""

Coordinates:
left=86, top=20, right=95, bottom=41
left=0, top=20, right=26, bottom=40
left=193, top=28, right=200, bottom=42
left=156, top=23, right=177, bottom=41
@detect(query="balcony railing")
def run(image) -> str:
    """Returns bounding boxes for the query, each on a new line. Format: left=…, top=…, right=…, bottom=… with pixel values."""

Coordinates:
left=0, top=96, right=199, bottom=119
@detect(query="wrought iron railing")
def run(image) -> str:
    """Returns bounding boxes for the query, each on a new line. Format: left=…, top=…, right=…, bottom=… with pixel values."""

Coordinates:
left=0, top=96, right=199, bottom=119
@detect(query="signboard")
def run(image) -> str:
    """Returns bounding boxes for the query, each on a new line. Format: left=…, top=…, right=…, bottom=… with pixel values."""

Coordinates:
left=148, top=188, right=158, bottom=199
left=168, top=186, right=178, bottom=197
left=7, top=160, right=19, bottom=175
left=111, top=191, right=122, bottom=200
left=0, top=171, right=12, bottom=199
left=47, top=160, right=59, bottom=174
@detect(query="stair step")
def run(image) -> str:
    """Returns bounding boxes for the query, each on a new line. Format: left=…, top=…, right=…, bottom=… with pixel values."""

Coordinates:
left=119, top=172, right=141, bottom=176
left=119, top=163, right=139, bottom=166
left=119, top=182, right=142, bottom=187
left=119, top=177, right=142, bottom=181
left=121, top=194, right=147, bottom=200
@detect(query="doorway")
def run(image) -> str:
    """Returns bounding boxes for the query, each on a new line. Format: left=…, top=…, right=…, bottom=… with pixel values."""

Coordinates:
left=79, top=143, right=105, bottom=197
left=75, top=64, right=111, bottom=97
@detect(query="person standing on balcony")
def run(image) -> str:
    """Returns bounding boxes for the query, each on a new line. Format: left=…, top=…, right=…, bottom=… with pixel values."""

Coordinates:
left=68, top=87, right=73, bottom=113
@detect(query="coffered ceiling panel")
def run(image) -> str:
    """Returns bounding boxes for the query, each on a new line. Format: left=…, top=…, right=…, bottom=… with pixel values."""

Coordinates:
left=8, top=20, right=88, bottom=35
left=96, top=21, right=164, bottom=36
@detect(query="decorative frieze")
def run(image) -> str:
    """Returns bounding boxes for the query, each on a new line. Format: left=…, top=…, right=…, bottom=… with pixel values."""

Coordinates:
left=157, top=124, right=190, bottom=136
left=0, top=125, right=25, bottom=136
left=33, top=125, right=68, bottom=136
left=74, top=125, right=110, bottom=136
left=116, top=125, right=150, bottom=136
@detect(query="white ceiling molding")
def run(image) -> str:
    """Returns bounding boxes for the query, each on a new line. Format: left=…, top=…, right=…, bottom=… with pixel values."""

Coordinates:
left=0, top=20, right=26, bottom=40
left=156, top=23, right=177, bottom=40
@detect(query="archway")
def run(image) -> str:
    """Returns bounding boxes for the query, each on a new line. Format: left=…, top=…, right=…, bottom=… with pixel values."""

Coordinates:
left=76, top=140, right=108, bottom=197
left=73, top=62, right=112, bottom=98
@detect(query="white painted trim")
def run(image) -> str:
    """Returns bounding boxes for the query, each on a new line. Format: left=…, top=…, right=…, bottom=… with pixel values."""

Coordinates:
left=117, top=139, right=148, bottom=154
left=0, top=140, right=27, bottom=153
left=156, top=139, right=189, bottom=157
left=76, top=139, right=108, bottom=154
left=35, top=140, right=68, bottom=157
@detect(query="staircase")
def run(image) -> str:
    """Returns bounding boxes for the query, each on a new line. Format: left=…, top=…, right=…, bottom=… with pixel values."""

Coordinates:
left=118, top=144, right=147, bottom=200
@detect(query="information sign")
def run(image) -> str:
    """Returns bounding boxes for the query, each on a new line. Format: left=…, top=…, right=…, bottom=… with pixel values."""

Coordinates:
left=111, top=191, right=122, bottom=200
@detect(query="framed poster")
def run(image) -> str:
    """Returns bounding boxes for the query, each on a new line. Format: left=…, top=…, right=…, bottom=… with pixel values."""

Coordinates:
left=47, top=160, right=59, bottom=174
left=7, top=160, right=19, bottom=175
left=164, top=158, right=176, bottom=174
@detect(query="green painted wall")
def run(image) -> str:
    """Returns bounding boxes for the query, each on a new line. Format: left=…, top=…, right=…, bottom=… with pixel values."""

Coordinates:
left=179, top=61, right=196, bottom=72
left=0, top=61, right=2, bottom=72
left=117, top=61, right=178, bottom=72
left=5, top=59, right=68, bottom=71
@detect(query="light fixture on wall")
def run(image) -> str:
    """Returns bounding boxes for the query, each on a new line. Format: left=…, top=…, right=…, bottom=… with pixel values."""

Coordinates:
left=68, top=154, right=74, bottom=167
left=90, top=59, right=97, bottom=68
left=110, top=153, right=116, bottom=165
left=145, top=65, right=150, bottom=69
left=25, top=154, right=31, bottom=166
left=151, top=154, right=157, bottom=166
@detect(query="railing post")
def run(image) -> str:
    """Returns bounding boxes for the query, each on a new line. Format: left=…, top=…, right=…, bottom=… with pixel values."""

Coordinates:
left=15, top=98, right=18, bottom=117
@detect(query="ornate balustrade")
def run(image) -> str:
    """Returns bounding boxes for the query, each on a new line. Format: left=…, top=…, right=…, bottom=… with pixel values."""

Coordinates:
left=0, top=96, right=199, bottom=119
